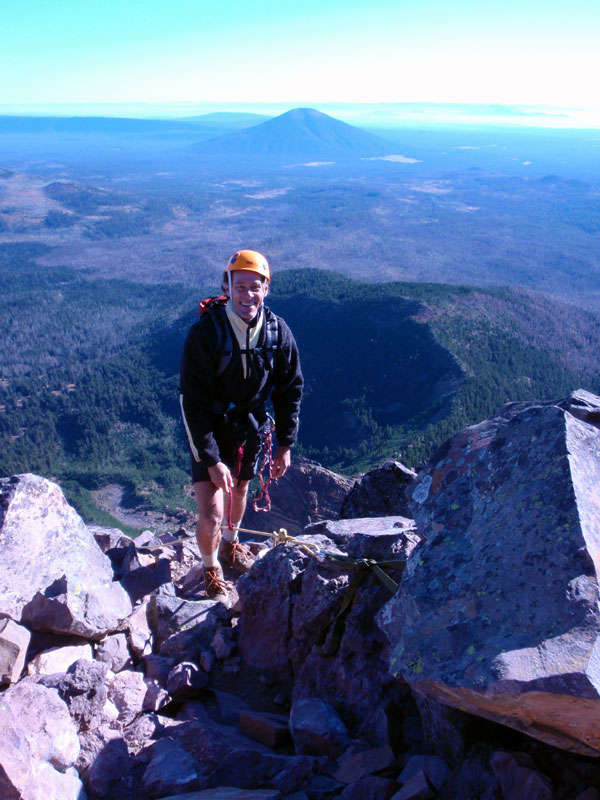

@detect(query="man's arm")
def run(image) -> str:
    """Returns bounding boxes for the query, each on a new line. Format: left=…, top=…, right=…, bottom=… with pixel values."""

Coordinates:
left=270, top=318, right=303, bottom=468
left=179, top=319, right=222, bottom=467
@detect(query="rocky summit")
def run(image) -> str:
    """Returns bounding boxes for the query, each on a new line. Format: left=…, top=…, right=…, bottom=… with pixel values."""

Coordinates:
left=385, top=389, right=600, bottom=756
left=2, top=391, right=600, bottom=799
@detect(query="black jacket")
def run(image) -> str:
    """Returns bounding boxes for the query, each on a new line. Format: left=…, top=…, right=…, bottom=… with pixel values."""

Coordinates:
left=180, top=304, right=302, bottom=466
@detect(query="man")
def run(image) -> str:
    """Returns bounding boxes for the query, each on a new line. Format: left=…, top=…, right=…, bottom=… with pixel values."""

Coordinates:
left=179, top=249, right=303, bottom=600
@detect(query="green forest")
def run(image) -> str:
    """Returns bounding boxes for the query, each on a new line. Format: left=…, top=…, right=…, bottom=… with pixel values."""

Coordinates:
left=1, top=243, right=600, bottom=529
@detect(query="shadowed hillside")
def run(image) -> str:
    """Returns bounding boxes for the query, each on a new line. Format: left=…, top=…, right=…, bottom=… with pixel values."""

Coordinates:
left=2, top=249, right=600, bottom=523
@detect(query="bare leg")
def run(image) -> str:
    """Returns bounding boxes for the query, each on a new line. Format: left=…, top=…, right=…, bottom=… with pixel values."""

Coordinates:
left=227, top=480, right=250, bottom=530
left=193, top=481, right=224, bottom=558
left=193, top=479, right=250, bottom=552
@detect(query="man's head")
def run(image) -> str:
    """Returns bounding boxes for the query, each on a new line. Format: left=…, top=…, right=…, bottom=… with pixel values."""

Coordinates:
left=224, top=250, right=270, bottom=323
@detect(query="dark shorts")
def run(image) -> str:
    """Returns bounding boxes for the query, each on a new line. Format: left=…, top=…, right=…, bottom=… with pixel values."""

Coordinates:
left=191, top=413, right=262, bottom=484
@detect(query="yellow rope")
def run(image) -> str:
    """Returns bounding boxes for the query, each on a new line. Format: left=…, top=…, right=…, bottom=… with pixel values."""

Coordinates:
left=140, top=525, right=319, bottom=557
left=221, top=524, right=320, bottom=556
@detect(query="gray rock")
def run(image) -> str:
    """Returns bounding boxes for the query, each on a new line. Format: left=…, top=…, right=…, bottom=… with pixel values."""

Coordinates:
left=1, top=680, right=80, bottom=769
left=77, top=724, right=130, bottom=798
left=210, top=689, right=250, bottom=725
left=135, top=529, right=163, bottom=547
left=211, top=627, right=236, bottom=660
left=436, top=744, right=499, bottom=800
left=410, top=694, right=474, bottom=766
left=23, top=764, right=86, bottom=800
left=242, top=457, right=355, bottom=537
left=398, top=754, right=450, bottom=791
left=383, top=391, right=600, bottom=756
left=144, top=679, right=172, bottom=711
left=210, top=747, right=290, bottom=791
left=490, top=751, right=553, bottom=800
left=341, top=460, right=417, bottom=519
left=164, top=714, right=288, bottom=788
left=123, top=712, right=163, bottom=754
left=0, top=618, right=31, bottom=686
left=356, top=702, right=395, bottom=747
left=391, top=771, right=434, bottom=800
left=334, top=744, right=396, bottom=784
left=94, top=632, right=132, bottom=672
left=304, top=515, right=420, bottom=563
left=27, top=642, right=93, bottom=677
left=199, top=648, right=217, bottom=673
left=144, top=653, right=175, bottom=684
left=142, top=737, right=200, bottom=798
left=59, top=658, right=110, bottom=732
left=120, top=547, right=175, bottom=603
left=289, top=697, right=351, bottom=758
left=0, top=474, right=132, bottom=637
left=126, top=599, right=153, bottom=659
left=107, top=668, right=147, bottom=725
left=292, top=567, right=398, bottom=723
left=149, top=594, right=231, bottom=660
left=237, top=540, right=323, bottom=674
left=0, top=681, right=83, bottom=800
left=239, top=533, right=405, bottom=732
left=88, top=525, right=132, bottom=553
left=304, top=774, right=346, bottom=798
left=240, top=710, right=291, bottom=749
left=271, top=755, right=327, bottom=795
left=166, top=661, right=208, bottom=702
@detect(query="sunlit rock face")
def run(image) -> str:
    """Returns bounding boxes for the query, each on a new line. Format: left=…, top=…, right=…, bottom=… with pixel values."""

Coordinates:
left=379, top=390, right=600, bottom=755
left=0, top=473, right=132, bottom=638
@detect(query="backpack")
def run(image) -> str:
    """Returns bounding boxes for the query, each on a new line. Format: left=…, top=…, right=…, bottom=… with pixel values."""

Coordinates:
left=198, top=296, right=279, bottom=376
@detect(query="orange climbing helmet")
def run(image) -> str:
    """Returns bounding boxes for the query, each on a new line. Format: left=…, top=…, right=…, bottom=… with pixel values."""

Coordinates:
left=225, top=249, right=270, bottom=282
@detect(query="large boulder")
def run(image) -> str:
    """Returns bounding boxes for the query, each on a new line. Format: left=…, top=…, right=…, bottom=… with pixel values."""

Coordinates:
left=380, top=390, right=600, bottom=755
left=242, top=457, right=355, bottom=537
left=148, top=594, right=231, bottom=661
left=305, top=516, right=419, bottom=562
left=0, top=474, right=131, bottom=638
left=0, top=619, right=31, bottom=686
left=341, top=460, right=417, bottom=519
left=238, top=523, right=418, bottom=730
left=0, top=681, right=84, bottom=800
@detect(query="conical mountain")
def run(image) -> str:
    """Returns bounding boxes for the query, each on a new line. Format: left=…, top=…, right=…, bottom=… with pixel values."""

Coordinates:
left=193, top=107, right=393, bottom=157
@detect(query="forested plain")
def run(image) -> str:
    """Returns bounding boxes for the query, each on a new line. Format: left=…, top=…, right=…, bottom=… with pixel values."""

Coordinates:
left=1, top=116, right=599, bottom=528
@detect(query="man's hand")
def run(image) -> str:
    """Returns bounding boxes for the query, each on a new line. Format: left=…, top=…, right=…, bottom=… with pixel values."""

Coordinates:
left=208, top=462, right=234, bottom=493
left=272, top=446, right=291, bottom=479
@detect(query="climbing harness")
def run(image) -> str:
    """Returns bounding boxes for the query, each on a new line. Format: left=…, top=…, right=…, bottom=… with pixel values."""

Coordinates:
left=222, top=413, right=276, bottom=528
left=251, top=415, right=275, bottom=513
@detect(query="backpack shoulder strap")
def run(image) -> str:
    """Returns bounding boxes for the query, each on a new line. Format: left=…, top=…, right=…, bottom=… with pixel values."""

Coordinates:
left=262, top=309, right=279, bottom=371
left=208, top=304, right=234, bottom=377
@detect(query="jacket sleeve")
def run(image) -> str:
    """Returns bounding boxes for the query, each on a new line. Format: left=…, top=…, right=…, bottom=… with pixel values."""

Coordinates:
left=179, top=319, right=221, bottom=466
left=270, top=318, right=303, bottom=447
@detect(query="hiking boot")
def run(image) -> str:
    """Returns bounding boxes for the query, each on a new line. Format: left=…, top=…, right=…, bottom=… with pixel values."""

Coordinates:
left=204, top=565, right=231, bottom=601
left=219, top=539, right=254, bottom=574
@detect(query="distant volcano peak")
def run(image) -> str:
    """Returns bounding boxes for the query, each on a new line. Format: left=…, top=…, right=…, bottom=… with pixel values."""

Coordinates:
left=194, top=106, right=393, bottom=158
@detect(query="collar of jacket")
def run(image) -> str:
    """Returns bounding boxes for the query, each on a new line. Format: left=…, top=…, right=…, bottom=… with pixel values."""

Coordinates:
left=225, top=300, right=264, bottom=378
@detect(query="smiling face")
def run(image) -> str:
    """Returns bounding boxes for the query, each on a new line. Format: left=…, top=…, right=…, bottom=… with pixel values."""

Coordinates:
left=229, top=269, right=269, bottom=322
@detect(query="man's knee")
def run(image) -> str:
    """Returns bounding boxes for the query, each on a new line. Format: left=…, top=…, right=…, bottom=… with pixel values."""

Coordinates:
left=197, top=506, right=222, bottom=531
left=193, top=481, right=222, bottom=531
left=232, top=480, right=250, bottom=500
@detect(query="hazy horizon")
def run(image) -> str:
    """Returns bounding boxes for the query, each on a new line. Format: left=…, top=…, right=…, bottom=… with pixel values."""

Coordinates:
left=1, top=100, right=599, bottom=131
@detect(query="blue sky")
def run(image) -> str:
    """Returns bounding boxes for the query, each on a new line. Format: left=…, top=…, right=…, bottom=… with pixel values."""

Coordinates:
left=1, top=0, right=599, bottom=120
